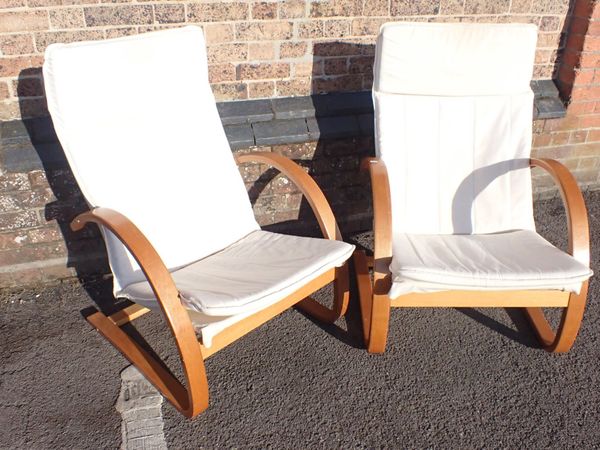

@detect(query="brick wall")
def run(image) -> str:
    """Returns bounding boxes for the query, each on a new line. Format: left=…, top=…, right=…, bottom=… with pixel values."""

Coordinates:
left=1, top=0, right=600, bottom=288
left=531, top=0, right=600, bottom=195
left=1, top=0, right=573, bottom=120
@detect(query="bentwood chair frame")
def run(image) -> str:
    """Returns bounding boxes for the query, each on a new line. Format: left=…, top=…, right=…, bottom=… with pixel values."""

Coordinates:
left=74, top=152, right=350, bottom=418
left=355, top=157, right=590, bottom=354
left=354, top=22, right=591, bottom=354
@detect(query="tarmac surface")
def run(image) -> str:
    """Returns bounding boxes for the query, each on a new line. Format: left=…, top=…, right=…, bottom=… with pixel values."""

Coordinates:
left=1, top=191, right=599, bottom=449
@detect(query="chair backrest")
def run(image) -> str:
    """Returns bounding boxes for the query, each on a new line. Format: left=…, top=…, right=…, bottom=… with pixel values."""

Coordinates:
left=43, top=26, right=259, bottom=292
left=373, top=22, right=538, bottom=235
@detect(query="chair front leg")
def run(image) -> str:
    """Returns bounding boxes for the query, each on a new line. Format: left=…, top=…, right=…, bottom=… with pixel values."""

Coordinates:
left=525, top=159, right=591, bottom=353
left=72, top=208, right=210, bottom=417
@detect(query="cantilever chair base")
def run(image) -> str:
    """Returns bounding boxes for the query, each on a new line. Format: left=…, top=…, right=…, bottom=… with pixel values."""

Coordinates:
left=74, top=151, right=351, bottom=418
left=356, top=157, right=591, bottom=355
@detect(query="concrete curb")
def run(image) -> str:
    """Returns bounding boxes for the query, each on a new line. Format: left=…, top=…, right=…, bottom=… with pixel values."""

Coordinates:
left=115, top=366, right=167, bottom=450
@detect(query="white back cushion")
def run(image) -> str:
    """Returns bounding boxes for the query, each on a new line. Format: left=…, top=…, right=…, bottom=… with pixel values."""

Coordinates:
left=43, top=26, right=259, bottom=291
left=373, top=22, right=538, bottom=234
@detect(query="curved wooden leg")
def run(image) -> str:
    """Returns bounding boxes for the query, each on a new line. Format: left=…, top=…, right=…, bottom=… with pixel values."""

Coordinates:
left=354, top=250, right=391, bottom=354
left=86, top=308, right=209, bottom=418
left=524, top=281, right=589, bottom=353
left=296, top=262, right=350, bottom=323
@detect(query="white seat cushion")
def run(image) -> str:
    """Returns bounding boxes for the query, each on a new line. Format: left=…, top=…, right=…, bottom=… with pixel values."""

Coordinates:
left=388, top=230, right=592, bottom=299
left=119, top=230, right=354, bottom=317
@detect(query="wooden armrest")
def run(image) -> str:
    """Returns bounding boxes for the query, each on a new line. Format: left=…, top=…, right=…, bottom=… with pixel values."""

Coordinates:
left=360, top=157, right=393, bottom=294
left=72, top=208, right=208, bottom=416
left=530, top=158, right=590, bottom=266
left=71, top=208, right=203, bottom=367
left=235, top=152, right=342, bottom=241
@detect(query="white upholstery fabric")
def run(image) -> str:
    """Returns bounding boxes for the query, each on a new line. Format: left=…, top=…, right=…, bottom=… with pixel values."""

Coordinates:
left=374, top=92, right=535, bottom=234
left=374, top=22, right=538, bottom=96
left=43, top=27, right=259, bottom=293
left=388, top=231, right=593, bottom=299
left=119, top=230, right=354, bottom=347
left=374, top=22, right=592, bottom=296
left=374, top=23, right=537, bottom=235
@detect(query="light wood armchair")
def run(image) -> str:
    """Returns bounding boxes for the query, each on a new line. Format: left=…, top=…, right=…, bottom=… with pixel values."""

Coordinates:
left=355, top=157, right=590, bottom=354
left=355, top=22, right=593, bottom=354
left=73, top=152, right=351, bottom=418
left=42, top=27, right=354, bottom=418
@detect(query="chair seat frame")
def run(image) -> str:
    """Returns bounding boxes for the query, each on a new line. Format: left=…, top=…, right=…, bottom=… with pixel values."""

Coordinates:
left=355, top=156, right=591, bottom=354
left=74, top=152, right=350, bottom=418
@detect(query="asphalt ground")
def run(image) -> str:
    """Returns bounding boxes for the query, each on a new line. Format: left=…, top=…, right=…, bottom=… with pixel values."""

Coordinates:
left=1, top=191, right=599, bottom=449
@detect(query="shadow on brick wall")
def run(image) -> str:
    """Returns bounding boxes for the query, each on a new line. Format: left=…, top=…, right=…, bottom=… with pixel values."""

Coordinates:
left=242, top=41, right=375, bottom=242
left=17, top=70, right=116, bottom=312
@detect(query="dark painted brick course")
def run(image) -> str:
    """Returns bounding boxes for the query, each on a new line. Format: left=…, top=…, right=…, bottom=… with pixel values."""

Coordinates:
left=223, top=124, right=254, bottom=150
left=307, top=115, right=361, bottom=140
left=253, top=118, right=309, bottom=145
left=272, top=96, right=316, bottom=120
left=217, top=99, right=273, bottom=125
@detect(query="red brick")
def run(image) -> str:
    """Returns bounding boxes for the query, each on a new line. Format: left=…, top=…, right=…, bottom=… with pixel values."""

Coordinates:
left=589, top=21, right=600, bottom=36
left=0, top=55, right=43, bottom=77
left=587, top=129, right=600, bottom=141
left=584, top=35, right=600, bottom=52
left=575, top=68, right=595, bottom=85
left=533, top=133, right=552, bottom=147
left=570, top=130, right=588, bottom=143
left=580, top=51, right=600, bottom=68
left=567, top=101, right=595, bottom=115
left=579, top=114, right=600, bottom=128
left=570, top=86, right=600, bottom=102
left=550, top=131, right=570, bottom=145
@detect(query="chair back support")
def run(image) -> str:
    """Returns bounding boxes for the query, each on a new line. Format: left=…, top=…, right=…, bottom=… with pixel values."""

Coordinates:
left=43, top=26, right=259, bottom=292
left=373, top=23, right=538, bottom=235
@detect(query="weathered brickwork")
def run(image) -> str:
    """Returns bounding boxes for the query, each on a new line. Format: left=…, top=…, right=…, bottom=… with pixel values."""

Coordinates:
left=530, top=0, right=600, bottom=197
left=0, top=0, right=599, bottom=288
left=0, top=0, right=575, bottom=120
